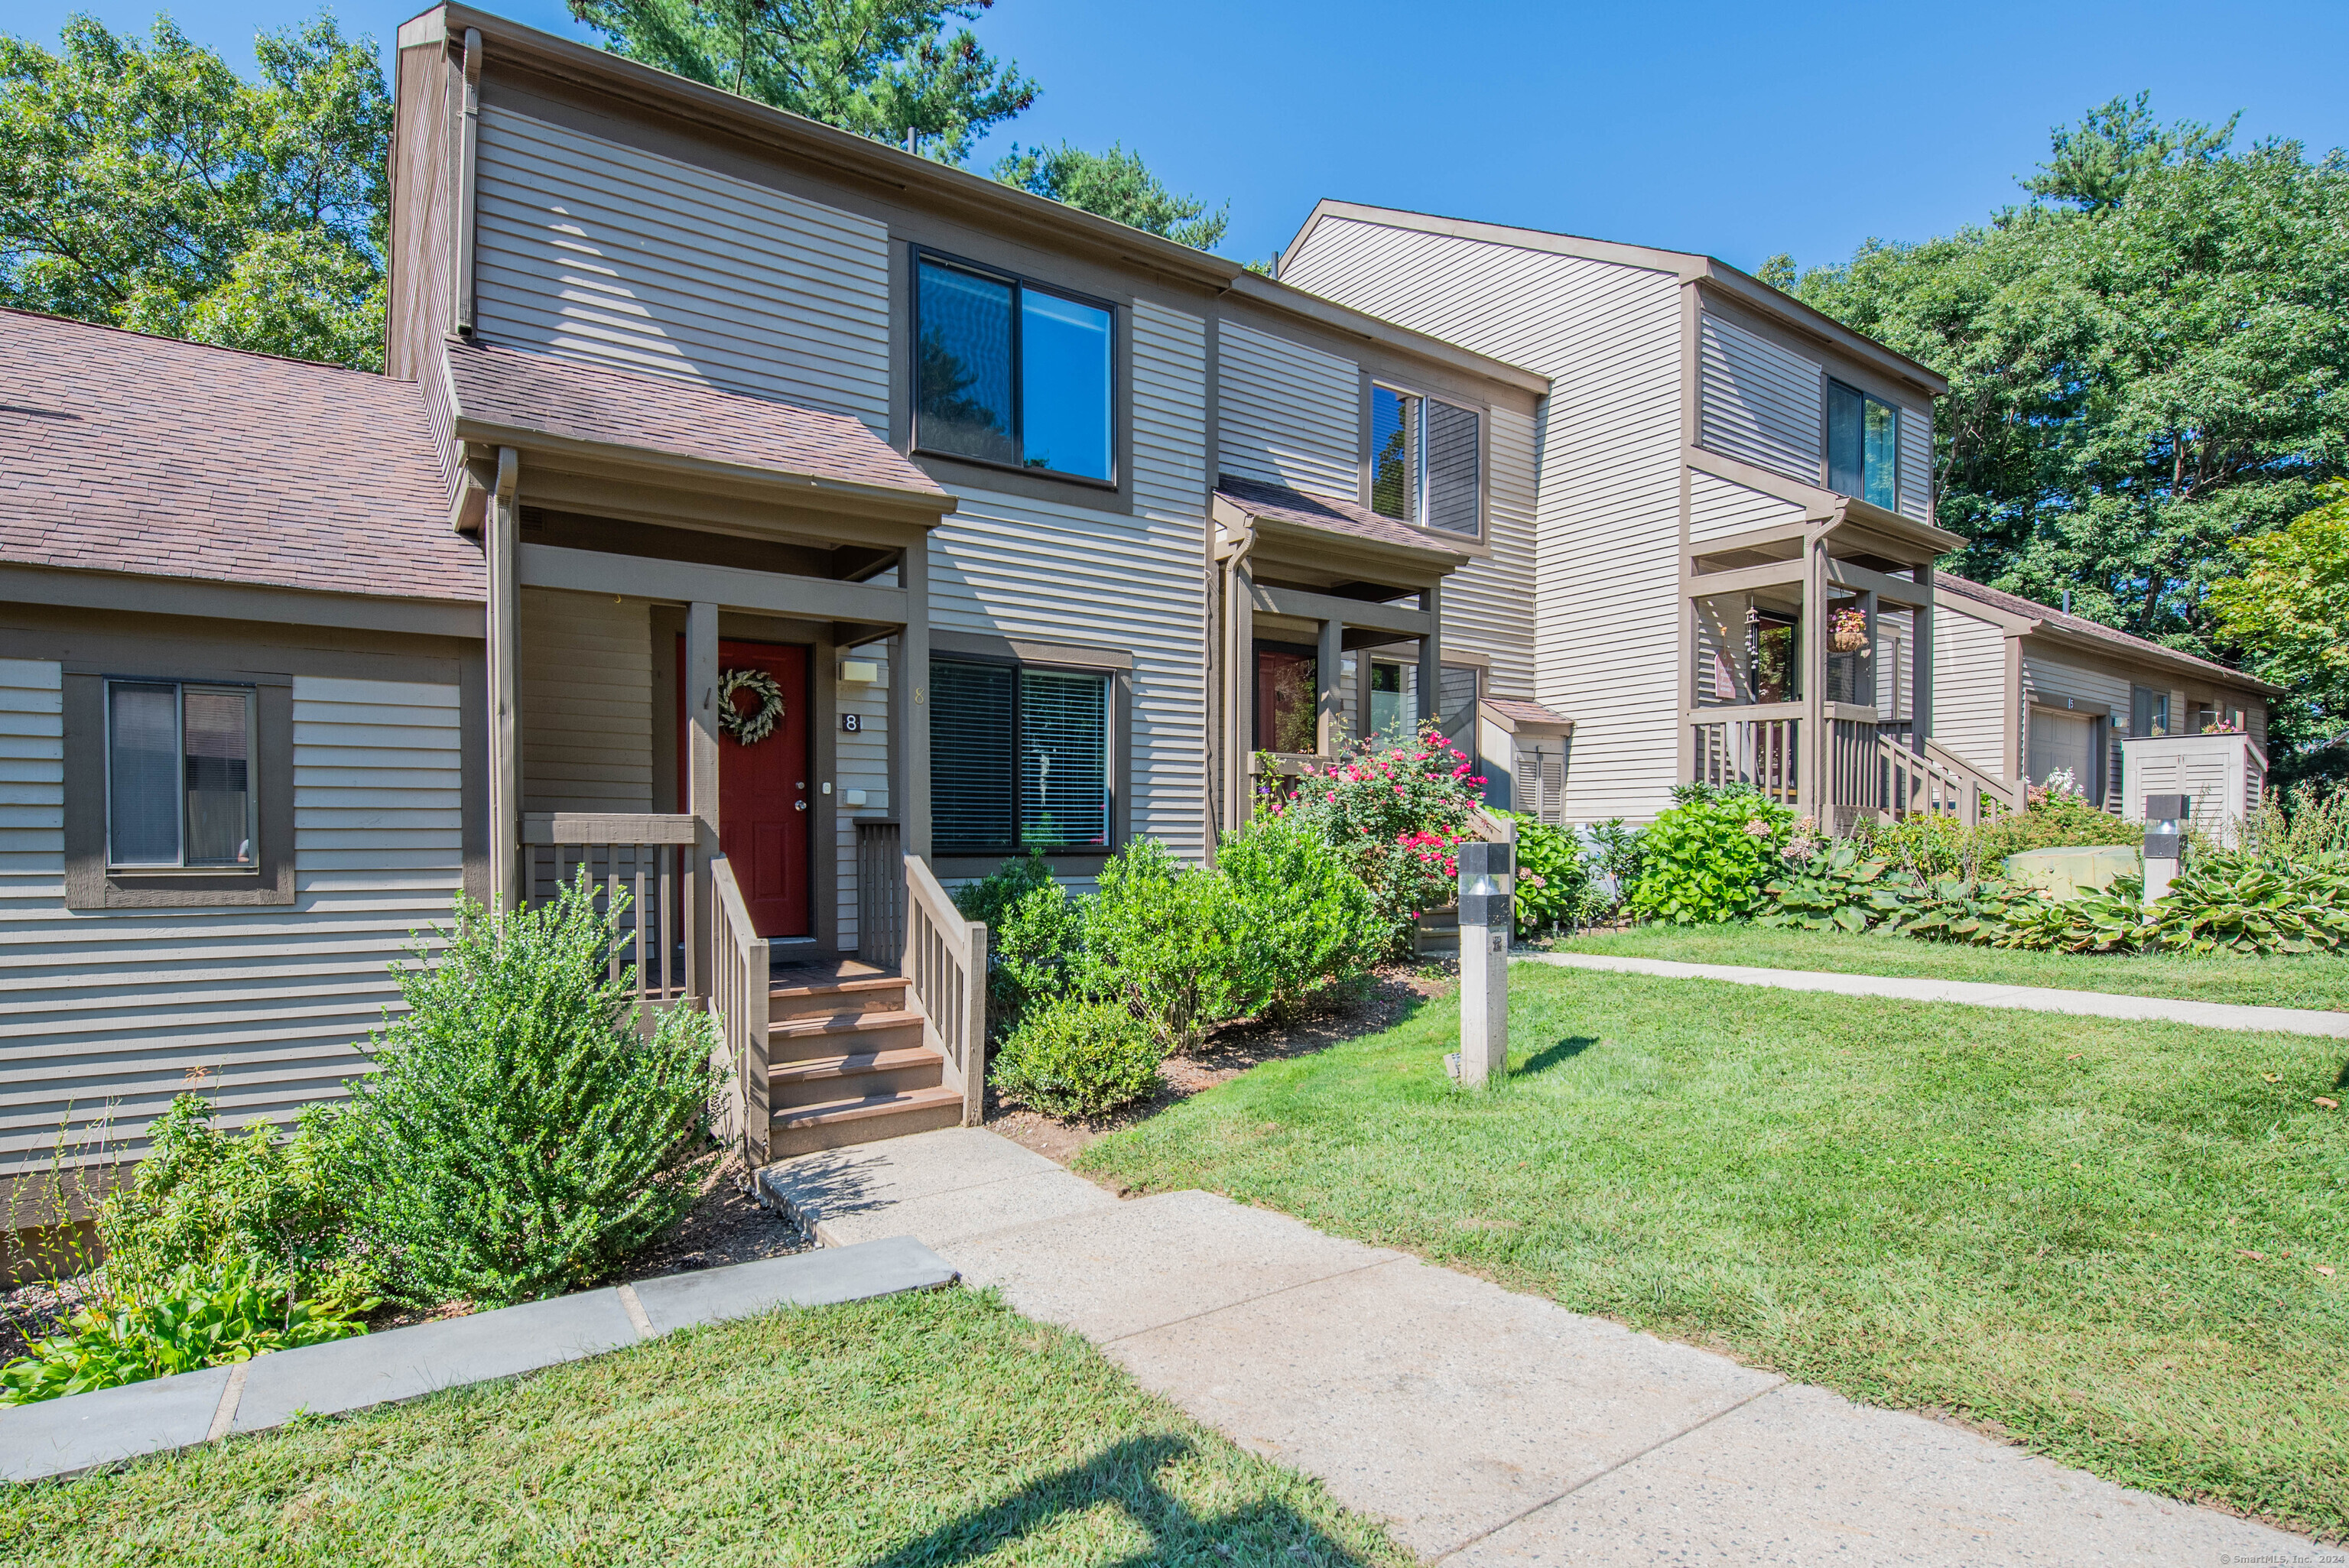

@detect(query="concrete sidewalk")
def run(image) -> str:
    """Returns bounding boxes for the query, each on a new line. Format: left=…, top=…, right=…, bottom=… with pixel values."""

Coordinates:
left=1522, top=950, right=2349, bottom=1038
left=764, top=1128, right=2312, bottom=1566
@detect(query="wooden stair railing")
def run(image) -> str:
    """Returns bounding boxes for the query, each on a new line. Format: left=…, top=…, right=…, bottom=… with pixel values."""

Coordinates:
left=707, top=851, right=771, bottom=1164
left=521, top=812, right=698, bottom=1013
left=1877, top=735, right=2026, bottom=826
left=904, top=852, right=988, bottom=1126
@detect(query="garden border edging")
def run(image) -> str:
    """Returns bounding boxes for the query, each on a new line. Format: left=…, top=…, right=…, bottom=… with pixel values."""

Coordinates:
left=0, top=1235, right=957, bottom=1485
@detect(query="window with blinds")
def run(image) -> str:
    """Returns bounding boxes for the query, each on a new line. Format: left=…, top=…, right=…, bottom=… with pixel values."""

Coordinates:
left=1369, top=385, right=1480, bottom=538
left=930, top=657, right=1110, bottom=855
left=107, top=680, right=256, bottom=868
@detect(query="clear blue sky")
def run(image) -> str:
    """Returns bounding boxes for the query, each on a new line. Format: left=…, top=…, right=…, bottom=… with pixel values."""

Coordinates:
left=15, top=0, right=2348, bottom=271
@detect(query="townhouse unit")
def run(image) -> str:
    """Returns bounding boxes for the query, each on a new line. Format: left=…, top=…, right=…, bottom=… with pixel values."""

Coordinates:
left=1, top=3, right=1546, bottom=1204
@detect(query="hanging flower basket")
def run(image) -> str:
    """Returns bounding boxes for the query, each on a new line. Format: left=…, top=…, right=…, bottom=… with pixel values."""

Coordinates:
left=1829, top=606, right=1870, bottom=654
left=717, top=667, right=786, bottom=745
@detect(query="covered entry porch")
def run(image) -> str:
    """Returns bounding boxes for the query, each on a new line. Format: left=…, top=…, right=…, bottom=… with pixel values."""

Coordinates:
left=447, top=342, right=986, bottom=1163
left=1683, top=496, right=2020, bottom=832
left=1209, top=476, right=1470, bottom=834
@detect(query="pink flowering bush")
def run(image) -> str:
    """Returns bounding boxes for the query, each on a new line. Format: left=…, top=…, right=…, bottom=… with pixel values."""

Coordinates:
left=1261, top=722, right=1488, bottom=951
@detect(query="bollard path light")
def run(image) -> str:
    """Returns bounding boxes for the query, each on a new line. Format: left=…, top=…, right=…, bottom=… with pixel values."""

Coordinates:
left=2143, top=793, right=2188, bottom=905
left=1450, top=837, right=1513, bottom=1090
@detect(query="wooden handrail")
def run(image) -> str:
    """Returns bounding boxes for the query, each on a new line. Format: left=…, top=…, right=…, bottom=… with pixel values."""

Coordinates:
left=522, top=813, right=698, bottom=1009
left=905, top=853, right=986, bottom=1126
left=521, top=811, right=697, bottom=846
left=706, top=852, right=769, bottom=1163
left=1922, top=739, right=2026, bottom=813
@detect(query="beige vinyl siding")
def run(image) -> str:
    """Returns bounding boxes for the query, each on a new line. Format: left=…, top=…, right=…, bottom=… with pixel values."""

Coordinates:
left=1873, top=605, right=1919, bottom=722
left=1896, top=398, right=1932, bottom=522
left=1689, top=470, right=1804, bottom=544
left=930, top=485, right=1206, bottom=863
left=1127, top=299, right=1212, bottom=855
left=1215, top=320, right=1358, bottom=500
left=1930, top=607, right=2009, bottom=776
left=1132, top=300, right=1210, bottom=517
left=1698, top=312, right=1822, bottom=485
left=1440, top=404, right=1537, bottom=698
left=1280, top=217, right=1685, bottom=820
left=836, top=641, right=891, bottom=946
left=2, top=670, right=462, bottom=1168
left=518, top=588, right=653, bottom=813
left=2022, top=648, right=2130, bottom=726
left=473, top=106, right=892, bottom=431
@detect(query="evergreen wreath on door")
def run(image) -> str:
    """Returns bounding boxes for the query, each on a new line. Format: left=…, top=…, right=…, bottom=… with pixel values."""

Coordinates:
left=717, top=667, right=787, bottom=745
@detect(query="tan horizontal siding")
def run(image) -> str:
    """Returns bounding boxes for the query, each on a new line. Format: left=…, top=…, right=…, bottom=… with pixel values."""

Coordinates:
left=0, top=668, right=461, bottom=1169
left=1930, top=608, right=2009, bottom=775
left=1690, top=470, right=1803, bottom=544
left=1215, top=320, right=1357, bottom=501
left=930, top=485, right=1206, bottom=863
left=1698, top=312, right=1821, bottom=485
left=519, top=588, right=654, bottom=813
left=473, top=106, right=892, bottom=431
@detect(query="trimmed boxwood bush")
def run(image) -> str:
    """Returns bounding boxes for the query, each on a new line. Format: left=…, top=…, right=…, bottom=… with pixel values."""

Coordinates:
left=992, top=998, right=1162, bottom=1118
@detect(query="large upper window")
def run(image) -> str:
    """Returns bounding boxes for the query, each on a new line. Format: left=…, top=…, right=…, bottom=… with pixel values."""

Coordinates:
left=107, top=680, right=255, bottom=868
left=1370, top=385, right=1480, bottom=537
left=914, top=255, right=1114, bottom=483
left=931, top=658, right=1110, bottom=855
left=1826, top=381, right=1898, bottom=511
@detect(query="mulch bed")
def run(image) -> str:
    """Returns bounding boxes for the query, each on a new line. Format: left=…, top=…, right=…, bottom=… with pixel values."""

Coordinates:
left=989, top=963, right=1452, bottom=1166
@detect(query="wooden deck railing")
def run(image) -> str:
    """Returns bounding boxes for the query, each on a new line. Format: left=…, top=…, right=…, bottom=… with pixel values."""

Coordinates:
left=521, top=813, right=698, bottom=1008
left=1822, top=717, right=1883, bottom=829
left=856, top=820, right=906, bottom=966
left=707, top=852, right=770, bottom=1163
left=1691, top=712, right=1799, bottom=803
left=905, top=853, right=987, bottom=1126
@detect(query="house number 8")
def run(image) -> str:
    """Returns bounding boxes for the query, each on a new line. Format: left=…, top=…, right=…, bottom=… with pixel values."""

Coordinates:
left=840, top=713, right=861, bottom=732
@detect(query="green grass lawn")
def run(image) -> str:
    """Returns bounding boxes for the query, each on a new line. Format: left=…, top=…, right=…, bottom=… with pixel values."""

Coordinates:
left=1080, top=966, right=2349, bottom=1540
left=1552, top=923, right=2349, bottom=1011
left=0, top=1290, right=1409, bottom=1568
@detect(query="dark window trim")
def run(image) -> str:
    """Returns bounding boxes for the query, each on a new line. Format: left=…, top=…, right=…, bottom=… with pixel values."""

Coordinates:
left=103, top=677, right=260, bottom=872
left=911, top=247, right=1122, bottom=492
left=63, top=671, right=294, bottom=909
left=929, top=651, right=1122, bottom=859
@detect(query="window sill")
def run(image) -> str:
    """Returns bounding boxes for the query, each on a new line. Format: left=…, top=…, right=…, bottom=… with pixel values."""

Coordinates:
left=912, top=446, right=1119, bottom=495
left=69, top=865, right=294, bottom=910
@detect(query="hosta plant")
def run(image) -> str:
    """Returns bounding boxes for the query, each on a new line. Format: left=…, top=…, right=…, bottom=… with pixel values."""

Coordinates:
left=0, top=1258, right=369, bottom=1406
left=1757, top=841, right=1907, bottom=933
left=2143, top=852, right=2349, bottom=954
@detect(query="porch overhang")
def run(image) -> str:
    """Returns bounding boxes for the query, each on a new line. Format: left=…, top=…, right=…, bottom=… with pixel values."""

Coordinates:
left=1824, top=496, right=1964, bottom=564
left=1211, top=476, right=1468, bottom=596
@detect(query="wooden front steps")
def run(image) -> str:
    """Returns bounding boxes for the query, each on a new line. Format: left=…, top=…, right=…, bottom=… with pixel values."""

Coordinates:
left=766, top=964, right=963, bottom=1157
left=1412, top=905, right=1461, bottom=957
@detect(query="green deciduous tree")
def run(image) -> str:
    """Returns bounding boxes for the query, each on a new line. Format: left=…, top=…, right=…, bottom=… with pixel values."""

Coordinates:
left=2208, top=480, right=2349, bottom=768
left=0, top=12, right=392, bottom=368
left=993, top=140, right=1229, bottom=248
left=567, top=0, right=1035, bottom=164
left=1784, top=96, right=2349, bottom=693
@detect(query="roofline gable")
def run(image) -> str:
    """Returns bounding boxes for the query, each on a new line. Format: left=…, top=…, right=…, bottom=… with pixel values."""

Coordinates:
left=1279, top=199, right=1949, bottom=399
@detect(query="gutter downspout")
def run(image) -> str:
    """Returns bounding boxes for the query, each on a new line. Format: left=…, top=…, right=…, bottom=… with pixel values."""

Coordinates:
left=487, top=445, right=519, bottom=908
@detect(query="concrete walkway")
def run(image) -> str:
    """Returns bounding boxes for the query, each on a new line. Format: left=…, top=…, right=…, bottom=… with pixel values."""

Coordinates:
left=1522, top=950, right=2349, bottom=1038
left=763, top=1128, right=2312, bottom=1567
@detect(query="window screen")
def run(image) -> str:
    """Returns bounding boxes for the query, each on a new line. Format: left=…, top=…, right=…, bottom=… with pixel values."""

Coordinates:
left=1019, top=290, right=1113, bottom=479
left=2130, top=686, right=2170, bottom=738
left=1425, top=401, right=1480, bottom=536
left=1370, top=386, right=1421, bottom=521
left=107, top=680, right=255, bottom=868
left=931, top=659, right=1110, bottom=854
left=1438, top=664, right=1480, bottom=739
left=1828, top=381, right=1898, bottom=511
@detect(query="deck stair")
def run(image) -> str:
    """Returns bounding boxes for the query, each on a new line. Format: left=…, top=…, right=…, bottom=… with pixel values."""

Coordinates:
left=765, top=963, right=963, bottom=1157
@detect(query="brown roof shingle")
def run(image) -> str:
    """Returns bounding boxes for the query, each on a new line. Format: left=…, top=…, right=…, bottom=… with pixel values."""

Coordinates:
left=1214, top=475, right=1468, bottom=559
left=446, top=341, right=948, bottom=501
left=1938, top=575, right=2280, bottom=694
left=1484, top=696, right=1573, bottom=728
left=0, top=310, right=478, bottom=602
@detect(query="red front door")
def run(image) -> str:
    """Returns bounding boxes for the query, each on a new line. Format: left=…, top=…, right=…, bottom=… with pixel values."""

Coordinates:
left=684, top=639, right=812, bottom=939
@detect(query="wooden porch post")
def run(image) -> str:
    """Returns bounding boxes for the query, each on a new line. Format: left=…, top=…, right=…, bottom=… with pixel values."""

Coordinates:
left=1226, top=557, right=1256, bottom=831
left=684, top=599, right=719, bottom=1000
left=1418, top=580, right=1442, bottom=741
left=899, top=536, right=931, bottom=859
left=1802, top=527, right=1828, bottom=820
left=1912, top=561, right=1935, bottom=751
left=1315, top=615, right=1343, bottom=756
left=486, top=446, right=520, bottom=910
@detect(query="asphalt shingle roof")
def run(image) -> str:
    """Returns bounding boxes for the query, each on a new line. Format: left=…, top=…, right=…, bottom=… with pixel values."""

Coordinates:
left=0, top=310, right=479, bottom=602
left=1483, top=696, right=1573, bottom=727
left=1214, top=474, right=1467, bottom=557
left=446, top=341, right=948, bottom=500
left=1938, top=574, right=2279, bottom=693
